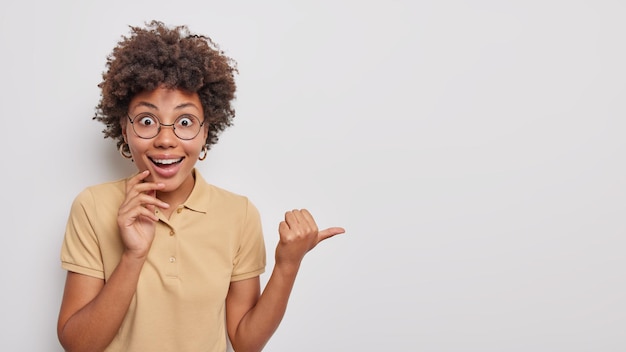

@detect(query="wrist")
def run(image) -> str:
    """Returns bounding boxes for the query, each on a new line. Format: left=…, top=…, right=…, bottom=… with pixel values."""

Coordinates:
left=122, top=249, right=149, bottom=265
left=273, top=259, right=301, bottom=277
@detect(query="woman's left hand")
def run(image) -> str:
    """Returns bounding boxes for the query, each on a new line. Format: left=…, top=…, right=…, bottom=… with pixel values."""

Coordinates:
left=275, top=209, right=345, bottom=268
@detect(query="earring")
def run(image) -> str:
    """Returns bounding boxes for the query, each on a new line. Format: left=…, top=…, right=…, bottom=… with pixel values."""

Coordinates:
left=198, top=144, right=208, bottom=161
left=119, top=142, right=133, bottom=159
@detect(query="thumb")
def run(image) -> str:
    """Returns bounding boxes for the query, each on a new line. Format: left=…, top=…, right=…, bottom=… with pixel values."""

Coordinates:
left=317, top=227, right=346, bottom=242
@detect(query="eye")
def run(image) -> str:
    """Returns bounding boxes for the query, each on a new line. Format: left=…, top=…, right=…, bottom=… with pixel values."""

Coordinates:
left=176, top=115, right=195, bottom=128
left=137, top=115, right=157, bottom=127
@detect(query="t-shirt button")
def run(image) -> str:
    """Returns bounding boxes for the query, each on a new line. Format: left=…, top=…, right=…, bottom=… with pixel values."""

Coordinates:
left=169, top=256, right=176, bottom=263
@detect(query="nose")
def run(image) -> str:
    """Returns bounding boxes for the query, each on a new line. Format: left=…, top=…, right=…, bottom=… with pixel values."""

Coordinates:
left=153, top=123, right=178, bottom=147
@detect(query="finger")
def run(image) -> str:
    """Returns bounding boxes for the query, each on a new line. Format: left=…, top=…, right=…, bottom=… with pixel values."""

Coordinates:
left=136, top=206, right=160, bottom=222
left=124, top=179, right=169, bottom=207
left=136, top=192, right=169, bottom=210
left=291, top=209, right=306, bottom=224
left=143, top=190, right=156, bottom=213
left=299, top=209, right=317, bottom=227
left=278, top=220, right=289, bottom=233
left=126, top=170, right=151, bottom=190
left=318, top=227, right=346, bottom=242
left=120, top=204, right=160, bottom=224
left=284, top=210, right=298, bottom=228
left=134, top=181, right=165, bottom=193
left=119, top=192, right=169, bottom=214
left=125, top=171, right=157, bottom=200
left=293, top=209, right=318, bottom=235
left=126, top=170, right=168, bottom=193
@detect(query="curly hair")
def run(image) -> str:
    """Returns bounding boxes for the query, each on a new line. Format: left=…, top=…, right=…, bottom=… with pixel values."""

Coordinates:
left=94, top=20, right=238, bottom=151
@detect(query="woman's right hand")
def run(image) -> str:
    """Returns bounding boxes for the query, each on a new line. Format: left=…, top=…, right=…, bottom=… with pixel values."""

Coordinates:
left=117, top=170, right=169, bottom=259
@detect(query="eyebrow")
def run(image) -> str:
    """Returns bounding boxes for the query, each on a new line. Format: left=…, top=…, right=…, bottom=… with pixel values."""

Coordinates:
left=173, top=103, right=200, bottom=111
left=132, top=102, right=158, bottom=110
left=130, top=101, right=201, bottom=112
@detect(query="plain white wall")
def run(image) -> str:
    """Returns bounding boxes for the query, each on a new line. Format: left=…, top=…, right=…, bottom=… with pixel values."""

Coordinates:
left=1, top=0, right=625, bottom=351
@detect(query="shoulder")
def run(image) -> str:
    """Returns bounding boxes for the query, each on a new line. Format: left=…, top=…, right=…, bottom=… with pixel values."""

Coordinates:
left=192, top=171, right=254, bottom=208
left=77, top=178, right=125, bottom=198
left=190, top=172, right=261, bottom=223
left=71, top=178, right=127, bottom=209
left=207, top=183, right=249, bottom=202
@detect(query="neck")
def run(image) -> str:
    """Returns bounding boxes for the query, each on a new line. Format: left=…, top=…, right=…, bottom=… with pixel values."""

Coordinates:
left=157, top=172, right=195, bottom=210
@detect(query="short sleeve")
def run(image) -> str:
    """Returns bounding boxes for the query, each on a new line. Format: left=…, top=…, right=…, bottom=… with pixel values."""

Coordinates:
left=60, top=188, right=105, bottom=279
left=231, top=199, right=266, bottom=281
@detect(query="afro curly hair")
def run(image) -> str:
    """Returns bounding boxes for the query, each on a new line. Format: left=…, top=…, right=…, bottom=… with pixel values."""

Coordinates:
left=94, top=20, right=238, bottom=151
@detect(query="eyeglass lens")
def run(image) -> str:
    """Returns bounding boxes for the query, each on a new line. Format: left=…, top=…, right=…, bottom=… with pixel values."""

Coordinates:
left=130, top=114, right=203, bottom=140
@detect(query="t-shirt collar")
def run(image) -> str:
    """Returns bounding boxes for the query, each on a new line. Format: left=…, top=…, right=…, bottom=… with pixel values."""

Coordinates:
left=181, top=168, right=210, bottom=214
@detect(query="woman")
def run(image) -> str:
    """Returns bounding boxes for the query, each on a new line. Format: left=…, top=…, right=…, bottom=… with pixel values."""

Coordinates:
left=57, top=20, right=344, bottom=352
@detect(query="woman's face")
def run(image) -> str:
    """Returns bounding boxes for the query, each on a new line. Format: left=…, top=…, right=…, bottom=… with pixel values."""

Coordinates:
left=122, top=86, right=208, bottom=201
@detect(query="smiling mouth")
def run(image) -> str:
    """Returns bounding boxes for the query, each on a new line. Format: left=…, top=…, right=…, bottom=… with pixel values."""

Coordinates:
left=150, top=157, right=184, bottom=167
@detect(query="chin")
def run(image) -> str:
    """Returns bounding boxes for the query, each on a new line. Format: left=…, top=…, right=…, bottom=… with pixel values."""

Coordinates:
left=160, top=181, right=180, bottom=192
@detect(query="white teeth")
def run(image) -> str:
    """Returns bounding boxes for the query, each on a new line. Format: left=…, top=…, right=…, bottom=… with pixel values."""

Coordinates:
left=152, top=158, right=182, bottom=165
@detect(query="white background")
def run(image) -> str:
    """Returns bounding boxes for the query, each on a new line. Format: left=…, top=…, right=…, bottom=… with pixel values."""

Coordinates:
left=1, top=1, right=625, bottom=351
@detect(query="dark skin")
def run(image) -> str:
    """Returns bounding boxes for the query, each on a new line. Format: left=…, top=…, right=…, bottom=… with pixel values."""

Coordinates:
left=57, top=88, right=346, bottom=352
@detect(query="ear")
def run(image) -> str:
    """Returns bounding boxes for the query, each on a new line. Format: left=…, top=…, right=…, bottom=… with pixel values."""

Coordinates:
left=120, top=116, right=128, bottom=142
left=202, top=120, right=209, bottom=141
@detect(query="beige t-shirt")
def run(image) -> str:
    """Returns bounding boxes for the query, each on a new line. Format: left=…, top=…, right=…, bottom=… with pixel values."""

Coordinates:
left=61, top=170, right=266, bottom=352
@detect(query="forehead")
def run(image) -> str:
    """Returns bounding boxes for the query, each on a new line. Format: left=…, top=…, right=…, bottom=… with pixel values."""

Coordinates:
left=129, top=87, right=202, bottom=113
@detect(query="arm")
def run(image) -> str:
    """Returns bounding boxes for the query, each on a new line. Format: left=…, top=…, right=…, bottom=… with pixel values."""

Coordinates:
left=57, top=170, right=168, bottom=352
left=226, top=209, right=345, bottom=352
left=57, top=255, right=145, bottom=352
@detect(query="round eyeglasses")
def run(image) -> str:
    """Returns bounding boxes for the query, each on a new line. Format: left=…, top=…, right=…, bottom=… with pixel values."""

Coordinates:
left=127, top=113, right=206, bottom=140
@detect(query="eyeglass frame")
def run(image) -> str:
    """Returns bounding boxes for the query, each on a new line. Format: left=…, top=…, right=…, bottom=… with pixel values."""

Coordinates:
left=127, top=112, right=207, bottom=140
